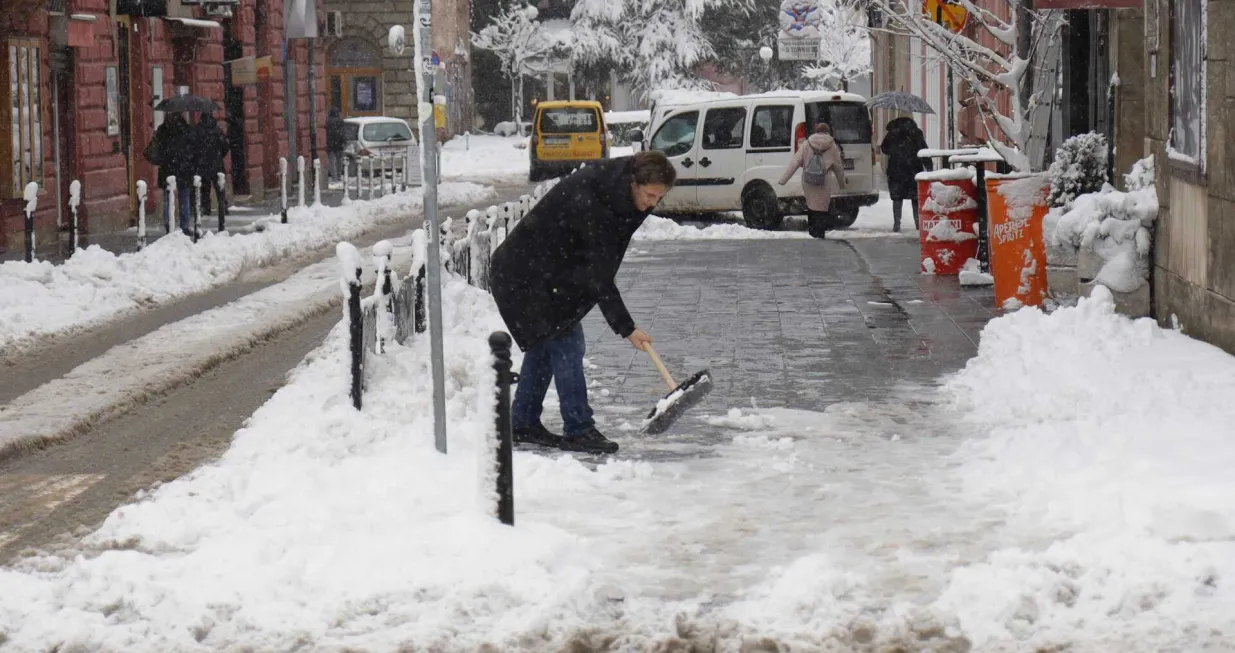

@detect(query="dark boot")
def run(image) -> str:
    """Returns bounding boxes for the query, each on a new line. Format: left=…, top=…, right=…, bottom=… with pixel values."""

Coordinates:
left=892, top=199, right=902, bottom=232
left=560, top=427, right=619, bottom=454
left=512, top=423, right=563, bottom=448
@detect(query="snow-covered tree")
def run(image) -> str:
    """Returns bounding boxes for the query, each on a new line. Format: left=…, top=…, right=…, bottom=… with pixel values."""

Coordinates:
left=803, top=0, right=873, bottom=90
left=868, top=0, right=1055, bottom=171
left=1047, top=132, right=1109, bottom=209
left=471, top=4, right=568, bottom=130
left=571, top=0, right=730, bottom=101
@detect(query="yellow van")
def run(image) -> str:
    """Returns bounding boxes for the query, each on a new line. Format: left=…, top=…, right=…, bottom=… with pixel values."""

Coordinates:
left=529, top=100, right=608, bottom=181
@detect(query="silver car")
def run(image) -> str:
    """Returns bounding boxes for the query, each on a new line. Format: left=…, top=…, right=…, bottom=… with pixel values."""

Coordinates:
left=343, top=116, right=422, bottom=185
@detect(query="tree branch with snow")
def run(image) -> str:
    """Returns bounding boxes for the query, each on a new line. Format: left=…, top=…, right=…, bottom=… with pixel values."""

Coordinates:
left=803, top=0, right=874, bottom=91
left=869, top=0, right=1056, bottom=171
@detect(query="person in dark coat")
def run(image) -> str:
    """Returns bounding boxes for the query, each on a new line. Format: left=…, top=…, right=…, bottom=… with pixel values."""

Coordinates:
left=489, top=151, right=677, bottom=455
left=880, top=117, right=933, bottom=232
left=326, top=107, right=346, bottom=182
left=193, top=113, right=230, bottom=215
left=144, top=113, right=194, bottom=234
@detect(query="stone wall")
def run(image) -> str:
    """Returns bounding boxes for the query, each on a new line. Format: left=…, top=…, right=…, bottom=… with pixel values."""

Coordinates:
left=1145, top=0, right=1235, bottom=355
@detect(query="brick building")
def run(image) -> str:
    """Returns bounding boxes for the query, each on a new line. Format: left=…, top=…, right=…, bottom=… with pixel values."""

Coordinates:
left=1, top=0, right=328, bottom=254
left=319, top=0, right=473, bottom=135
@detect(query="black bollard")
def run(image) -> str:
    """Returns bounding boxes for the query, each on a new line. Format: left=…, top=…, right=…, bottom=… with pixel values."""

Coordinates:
left=23, top=205, right=34, bottom=263
left=489, top=331, right=516, bottom=526
left=414, top=264, right=426, bottom=334
left=973, top=163, right=991, bottom=274
left=347, top=266, right=364, bottom=410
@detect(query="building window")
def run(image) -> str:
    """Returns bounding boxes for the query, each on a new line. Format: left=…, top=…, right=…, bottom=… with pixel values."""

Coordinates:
left=1169, top=0, right=1205, bottom=166
left=3, top=38, right=45, bottom=198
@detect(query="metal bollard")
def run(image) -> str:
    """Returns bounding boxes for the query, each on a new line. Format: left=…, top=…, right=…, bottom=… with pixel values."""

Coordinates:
left=136, top=180, right=148, bottom=249
left=345, top=258, right=364, bottom=410
left=280, top=158, right=289, bottom=224
left=341, top=157, right=351, bottom=205
left=378, top=155, right=387, bottom=197
left=313, top=158, right=323, bottom=207
left=22, top=182, right=38, bottom=262
left=216, top=172, right=227, bottom=234
left=400, top=152, right=408, bottom=192
left=489, top=331, right=516, bottom=526
left=192, top=175, right=202, bottom=243
left=166, top=176, right=177, bottom=234
left=973, top=163, right=990, bottom=273
left=68, top=180, right=81, bottom=254
left=367, top=157, right=375, bottom=200
left=297, top=156, right=306, bottom=208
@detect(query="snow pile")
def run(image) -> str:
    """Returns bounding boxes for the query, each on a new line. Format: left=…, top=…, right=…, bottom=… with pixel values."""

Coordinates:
left=958, top=258, right=993, bottom=286
left=0, top=183, right=494, bottom=353
left=634, top=215, right=810, bottom=240
left=938, top=286, right=1235, bottom=647
left=924, top=217, right=977, bottom=243
left=1044, top=156, right=1157, bottom=292
left=921, top=181, right=977, bottom=214
left=440, top=133, right=531, bottom=182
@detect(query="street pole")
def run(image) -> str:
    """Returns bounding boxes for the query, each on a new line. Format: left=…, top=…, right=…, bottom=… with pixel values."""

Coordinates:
left=285, top=39, right=298, bottom=189
left=308, top=37, right=318, bottom=198
left=936, top=3, right=956, bottom=149
left=411, top=1, right=448, bottom=454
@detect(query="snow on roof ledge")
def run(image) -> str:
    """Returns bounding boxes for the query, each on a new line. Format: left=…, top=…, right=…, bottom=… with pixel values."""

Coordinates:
left=163, top=17, right=222, bottom=29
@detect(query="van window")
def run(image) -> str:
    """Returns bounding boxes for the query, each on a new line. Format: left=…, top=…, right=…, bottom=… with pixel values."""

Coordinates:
left=702, top=107, right=746, bottom=150
left=750, top=105, right=793, bottom=148
left=362, top=122, right=413, bottom=142
left=539, top=107, right=600, bottom=134
left=650, top=111, right=699, bottom=157
left=806, top=102, right=872, bottom=145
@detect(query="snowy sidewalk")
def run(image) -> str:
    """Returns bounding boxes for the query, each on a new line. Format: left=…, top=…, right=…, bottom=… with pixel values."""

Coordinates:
left=2, top=217, right=1233, bottom=651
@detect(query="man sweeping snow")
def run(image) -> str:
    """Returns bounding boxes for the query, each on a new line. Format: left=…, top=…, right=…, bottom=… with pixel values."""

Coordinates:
left=489, top=151, right=677, bottom=454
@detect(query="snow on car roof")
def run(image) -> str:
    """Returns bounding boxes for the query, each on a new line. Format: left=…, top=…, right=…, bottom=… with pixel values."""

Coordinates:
left=343, top=116, right=411, bottom=125
left=604, top=110, right=651, bottom=124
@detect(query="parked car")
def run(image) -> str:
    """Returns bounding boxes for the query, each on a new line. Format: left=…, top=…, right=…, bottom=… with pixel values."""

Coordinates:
left=343, top=116, right=422, bottom=185
left=604, top=109, right=650, bottom=148
left=630, top=91, right=880, bottom=231
left=528, top=100, right=609, bottom=181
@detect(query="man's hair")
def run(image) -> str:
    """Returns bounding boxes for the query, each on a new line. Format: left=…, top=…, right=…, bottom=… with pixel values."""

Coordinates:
left=631, top=150, right=677, bottom=187
left=814, top=123, right=832, bottom=135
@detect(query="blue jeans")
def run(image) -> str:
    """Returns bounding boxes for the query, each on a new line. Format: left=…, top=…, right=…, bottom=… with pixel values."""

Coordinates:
left=512, top=323, right=595, bottom=436
left=164, top=186, right=193, bottom=233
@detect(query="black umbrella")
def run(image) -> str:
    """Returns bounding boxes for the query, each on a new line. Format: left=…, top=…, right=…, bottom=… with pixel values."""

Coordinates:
left=866, top=91, right=936, bottom=115
left=155, top=95, right=219, bottom=113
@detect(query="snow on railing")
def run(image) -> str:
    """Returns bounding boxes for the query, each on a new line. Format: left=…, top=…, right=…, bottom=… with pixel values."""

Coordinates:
left=339, top=175, right=560, bottom=410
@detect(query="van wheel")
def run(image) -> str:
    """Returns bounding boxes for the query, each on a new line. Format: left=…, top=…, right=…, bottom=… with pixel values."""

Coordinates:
left=528, top=163, right=543, bottom=182
left=833, top=207, right=859, bottom=229
left=742, top=185, right=783, bottom=230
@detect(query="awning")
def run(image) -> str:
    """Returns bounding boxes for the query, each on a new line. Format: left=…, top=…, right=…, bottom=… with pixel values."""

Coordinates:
left=163, top=17, right=222, bottom=29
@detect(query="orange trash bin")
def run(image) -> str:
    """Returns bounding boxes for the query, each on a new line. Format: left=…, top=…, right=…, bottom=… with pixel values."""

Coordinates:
left=916, top=173, right=979, bottom=275
left=985, top=174, right=1049, bottom=308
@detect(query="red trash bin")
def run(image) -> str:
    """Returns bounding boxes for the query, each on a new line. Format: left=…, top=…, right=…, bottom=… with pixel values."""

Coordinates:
left=916, top=174, right=980, bottom=275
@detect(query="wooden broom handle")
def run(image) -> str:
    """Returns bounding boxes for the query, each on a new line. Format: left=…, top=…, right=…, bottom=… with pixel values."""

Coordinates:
left=643, top=344, right=678, bottom=391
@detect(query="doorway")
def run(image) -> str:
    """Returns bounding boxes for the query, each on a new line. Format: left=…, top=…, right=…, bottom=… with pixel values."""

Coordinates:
left=223, top=16, right=249, bottom=194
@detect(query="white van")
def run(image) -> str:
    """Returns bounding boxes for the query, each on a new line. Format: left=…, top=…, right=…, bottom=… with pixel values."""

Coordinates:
left=632, top=91, right=880, bottom=235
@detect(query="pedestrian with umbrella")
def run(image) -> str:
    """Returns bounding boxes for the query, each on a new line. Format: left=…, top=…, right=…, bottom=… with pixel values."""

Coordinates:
left=193, top=112, right=230, bottom=215
left=880, top=117, right=932, bottom=232
left=144, top=112, right=194, bottom=234
left=865, top=92, right=937, bottom=233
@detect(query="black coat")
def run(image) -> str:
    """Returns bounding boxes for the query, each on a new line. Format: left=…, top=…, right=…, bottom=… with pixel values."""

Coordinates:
left=193, top=116, right=231, bottom=179
left=881, top=118, right=932, bottom=200
left=326, top=112, right=347, bottom=152
left=146, top=118, right=194, bottom=190
left=490, top=157, right=649, bottom=351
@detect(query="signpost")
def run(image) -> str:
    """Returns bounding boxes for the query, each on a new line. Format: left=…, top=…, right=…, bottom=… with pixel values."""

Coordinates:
left=395, top=3, right=449, bottom=454
left=777, top=0, right=823, bottom=61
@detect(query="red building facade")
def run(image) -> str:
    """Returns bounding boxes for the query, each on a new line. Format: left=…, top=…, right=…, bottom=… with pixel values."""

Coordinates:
left=1, top=0, right=328, bottom=254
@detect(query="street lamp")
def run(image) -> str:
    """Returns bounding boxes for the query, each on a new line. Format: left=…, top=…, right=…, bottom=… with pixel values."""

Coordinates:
left=759, top=46, right=773, bottom=62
